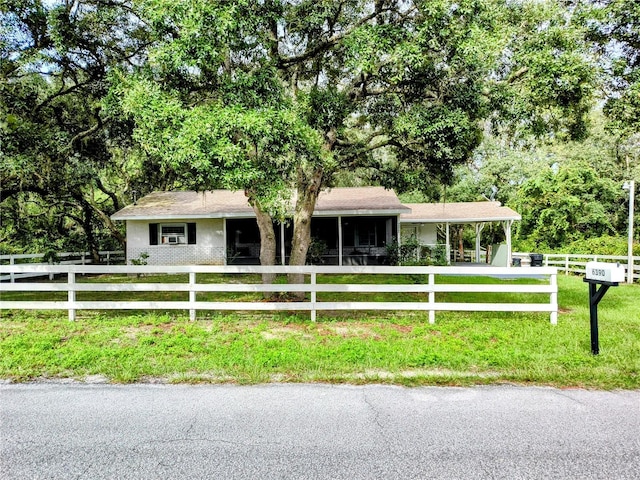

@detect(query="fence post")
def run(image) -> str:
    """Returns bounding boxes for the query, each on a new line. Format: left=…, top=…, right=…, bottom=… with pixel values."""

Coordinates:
left=10, top=255, right=15, bottom=283
left=68, top=272, right=76, bottom=322
left=565, top=255, right=569, bottom=275
left=428, top=273, right=435, bottom=324
left=189, top=272, right=196, bottom=321
left=311, top=272, right=317, bottom=322
left=550, top=272, right=558, bottom=325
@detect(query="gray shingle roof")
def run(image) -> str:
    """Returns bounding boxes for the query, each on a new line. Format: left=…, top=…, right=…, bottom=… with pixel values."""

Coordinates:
left=111, top=190, right=252, bottom=220
left=315, top=187, right=410, bottom=215
left=111, top=189, right=520, bottom=223
left=111, top=187, right=410, bottom=220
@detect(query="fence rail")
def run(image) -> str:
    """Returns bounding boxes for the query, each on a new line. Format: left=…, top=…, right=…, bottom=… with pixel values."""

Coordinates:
left=0, top=264, right=558, bottom=324
left=513, top=252, right=639, bottom=281
left=0, top=251, right=125, bottom=282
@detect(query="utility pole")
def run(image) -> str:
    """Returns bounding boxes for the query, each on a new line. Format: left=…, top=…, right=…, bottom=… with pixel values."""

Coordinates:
left=623, top=180, right=635, bottom=284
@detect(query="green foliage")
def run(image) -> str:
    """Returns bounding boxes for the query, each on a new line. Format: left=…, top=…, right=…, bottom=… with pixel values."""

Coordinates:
left=385, top=236, right=447, bottom=266
left=114, top=0, right=600, bottom=264
left=42, top=249, right=60, bottom=264
left=306, top=238, right=328, bottom=265
left=486, top=0, right=596, bottom=142
left=449, top=113, right=637, bottom=254
left=0, top=0, right=620, bottom=258
left=561, top=236, right=640, bottom=257
left=584, top=0, right=640, bottom=137
left=130, top=252, right=149, bottom=266
left=117, top=75, right=322, bottom=208
left=1, top=0, right=152, bottom=254
left=513, top=160, right=621, bottom=250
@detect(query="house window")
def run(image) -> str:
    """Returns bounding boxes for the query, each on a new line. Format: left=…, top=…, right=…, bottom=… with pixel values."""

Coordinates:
left=149, top=223, right=197, bottom=245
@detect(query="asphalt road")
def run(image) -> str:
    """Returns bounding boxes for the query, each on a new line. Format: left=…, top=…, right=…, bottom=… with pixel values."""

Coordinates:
left=1, top=383, right=638, bottom=479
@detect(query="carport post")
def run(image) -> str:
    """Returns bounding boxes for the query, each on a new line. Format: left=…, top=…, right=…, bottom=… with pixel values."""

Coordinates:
left=502, top=220, right=513, bottom=268
left=475, top=223, right=485, bottom=263
left=280, top=223, right=286, bottom=266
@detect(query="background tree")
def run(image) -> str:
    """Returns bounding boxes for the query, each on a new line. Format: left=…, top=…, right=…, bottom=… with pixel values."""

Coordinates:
left=0, top=0, right=150, bottom=257
left=584, top=0, right=640, bottom=181
left=445, top=114, right=634, bottom=254
left=513, top=160, right=620, bottom=250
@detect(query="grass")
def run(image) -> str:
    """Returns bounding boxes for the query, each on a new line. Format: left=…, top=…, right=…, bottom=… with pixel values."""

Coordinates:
left=0, top=274, right=638, bottom=389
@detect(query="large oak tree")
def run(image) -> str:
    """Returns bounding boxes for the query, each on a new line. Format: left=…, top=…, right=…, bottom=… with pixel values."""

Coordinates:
left=119, top=0, right=595, bottom=284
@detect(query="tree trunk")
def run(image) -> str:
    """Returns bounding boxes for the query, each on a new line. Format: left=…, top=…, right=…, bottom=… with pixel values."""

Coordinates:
left=288, top=167, right=324, bottom=299
left=80, top=203, right=101, bottom=264
left=89, top=202, right=126, bottom=248
left=247, top=193, right=277, bottom=296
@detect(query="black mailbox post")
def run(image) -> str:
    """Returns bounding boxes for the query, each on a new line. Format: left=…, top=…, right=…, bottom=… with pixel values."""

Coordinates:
left=583, top=262, right=626, bottom=355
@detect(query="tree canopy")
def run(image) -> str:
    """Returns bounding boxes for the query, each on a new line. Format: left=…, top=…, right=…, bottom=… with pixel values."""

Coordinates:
left=1, top=0, right=636, bottom=261
left=1, top=0, right=152, bottom=256
left=117, top=0, right=597, bottom=274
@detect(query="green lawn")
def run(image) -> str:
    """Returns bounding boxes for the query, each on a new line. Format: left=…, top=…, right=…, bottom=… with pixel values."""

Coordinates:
left=0, top=274, right=638, bottom=388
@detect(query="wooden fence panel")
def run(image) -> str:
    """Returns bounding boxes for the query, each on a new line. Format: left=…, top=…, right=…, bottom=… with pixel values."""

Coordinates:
left=0, top=264, right=558, bottom=324
left=513, top=252, right=639, bottom=281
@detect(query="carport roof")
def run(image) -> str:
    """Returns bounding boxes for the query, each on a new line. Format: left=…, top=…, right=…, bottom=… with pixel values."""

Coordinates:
left=400, top=202, right=521, bottom=224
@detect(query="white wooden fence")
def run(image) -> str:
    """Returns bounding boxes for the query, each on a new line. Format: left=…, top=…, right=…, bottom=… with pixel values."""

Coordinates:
left=0, top=265, right=558, bottom=324
left=513, top=252, right=639, bottom=281
left=0, top=251, right=125, bottom=282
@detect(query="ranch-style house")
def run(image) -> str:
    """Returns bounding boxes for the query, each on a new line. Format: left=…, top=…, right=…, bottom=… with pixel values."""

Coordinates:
left=111, top=187, right=521, bottom=267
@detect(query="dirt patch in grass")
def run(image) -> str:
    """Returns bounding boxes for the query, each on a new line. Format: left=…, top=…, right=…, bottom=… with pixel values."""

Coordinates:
left=318, top=323, right=381, bottom=339
left=260, top=326, right=315, bottom=341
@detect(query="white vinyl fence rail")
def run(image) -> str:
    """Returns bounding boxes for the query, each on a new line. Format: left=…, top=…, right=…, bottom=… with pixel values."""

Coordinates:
left=0, top=251, right=125, bottom=282
left=513, top=252, right=639, bottom=281
left=0, top=265, right=559, bottom=324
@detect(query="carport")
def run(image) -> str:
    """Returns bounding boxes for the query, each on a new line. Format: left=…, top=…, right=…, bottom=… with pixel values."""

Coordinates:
left=400, top=201, right=522, bottom=266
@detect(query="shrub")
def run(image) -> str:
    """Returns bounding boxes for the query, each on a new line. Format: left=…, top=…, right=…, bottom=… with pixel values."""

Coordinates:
left=561, top=235, right=640, bottom=256
left=385, top=236, right=447, bottom=266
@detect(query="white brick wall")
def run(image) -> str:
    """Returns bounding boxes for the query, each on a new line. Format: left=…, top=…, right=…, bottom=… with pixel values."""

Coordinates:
left=128, top=245, right=226, bottom=265
left=126, top=219, right=227, bottom=265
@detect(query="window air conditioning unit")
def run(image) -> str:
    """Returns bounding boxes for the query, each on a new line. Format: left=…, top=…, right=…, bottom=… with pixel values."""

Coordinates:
left=163, top=235, right=183, bottom=244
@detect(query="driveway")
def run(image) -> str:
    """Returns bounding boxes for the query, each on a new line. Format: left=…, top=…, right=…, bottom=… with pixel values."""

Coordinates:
left=1, top=384, right=638, bottom=479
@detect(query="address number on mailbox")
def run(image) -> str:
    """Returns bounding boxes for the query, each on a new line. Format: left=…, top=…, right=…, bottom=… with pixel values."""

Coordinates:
left=585, top=262, right=626, bottom=284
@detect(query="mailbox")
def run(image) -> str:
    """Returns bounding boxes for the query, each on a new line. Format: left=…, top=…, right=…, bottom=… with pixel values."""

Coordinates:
left=585, top=261, right=626, bottom=284
left=583, top=261, right=625, bottom=355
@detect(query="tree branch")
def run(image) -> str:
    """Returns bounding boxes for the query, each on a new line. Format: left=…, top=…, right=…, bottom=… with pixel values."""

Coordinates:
left=69, top=112, right=105, bottom=147
left=278, top=7, right=393, bottom=68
